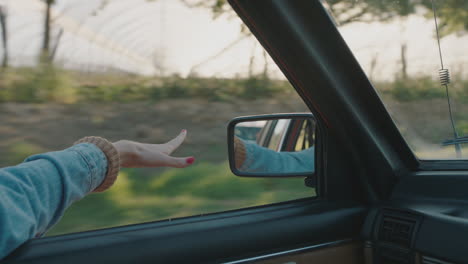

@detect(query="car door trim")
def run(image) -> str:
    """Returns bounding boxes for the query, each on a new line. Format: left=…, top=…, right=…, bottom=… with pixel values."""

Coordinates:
left=223, top=239, right=355, bottom=264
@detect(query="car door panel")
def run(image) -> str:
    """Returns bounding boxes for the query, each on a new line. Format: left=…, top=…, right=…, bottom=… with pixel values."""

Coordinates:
left=3, top=200, right=366, bottom=264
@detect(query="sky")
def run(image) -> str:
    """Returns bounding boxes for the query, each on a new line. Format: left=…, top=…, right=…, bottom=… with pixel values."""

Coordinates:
left=0, top=0, right=268, bottom=77
left=0, top=0, right=467, bottom=80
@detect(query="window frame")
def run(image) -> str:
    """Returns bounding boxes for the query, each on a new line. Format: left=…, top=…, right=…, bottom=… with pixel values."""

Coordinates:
left=319, top=0, right=468, bottom=170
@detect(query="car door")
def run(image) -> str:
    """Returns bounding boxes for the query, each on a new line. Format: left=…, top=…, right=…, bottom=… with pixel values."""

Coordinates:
left=2, top=0, right=402, bottom=263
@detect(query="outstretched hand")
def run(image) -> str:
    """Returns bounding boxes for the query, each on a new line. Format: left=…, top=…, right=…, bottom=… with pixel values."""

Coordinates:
left=113, top=129, right=195, bottom=168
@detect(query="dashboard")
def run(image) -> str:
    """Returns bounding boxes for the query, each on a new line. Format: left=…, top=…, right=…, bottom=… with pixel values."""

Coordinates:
left=363, top=172, right=468, bottom=264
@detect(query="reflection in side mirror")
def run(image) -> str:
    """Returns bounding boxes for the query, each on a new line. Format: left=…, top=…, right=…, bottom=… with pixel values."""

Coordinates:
left=228, top=114, right=316, bottom=177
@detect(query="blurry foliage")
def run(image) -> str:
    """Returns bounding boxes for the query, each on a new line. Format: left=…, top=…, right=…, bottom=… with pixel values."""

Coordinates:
left=240, top=77, right=285, bottom=99
left=421, top=0, right=468, bottom=37
left=3, top=66, right=468, bottom=104
left=173, top=0, right=468, bottom=37
left=0, top=66, right=76, bottom=103
left=456, top=120, right=468, bottom=136
left=324, top=0, right=468, bottom=37
left=328, top=0, right=468, bottom=37
left=0, top=67, right=294, bottom=103
left=376, top=73, right=468, bottom=103
left=382, top=76, right=446, bottom=101
left=325, top=0, right=417, bottom=24
left=48, top=164, right=314, bottom=235
left=6, top=142, right=44, bottom=165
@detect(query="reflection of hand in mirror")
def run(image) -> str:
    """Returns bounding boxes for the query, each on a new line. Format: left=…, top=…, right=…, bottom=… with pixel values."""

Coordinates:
left=234, top=136, right=314, bottom=174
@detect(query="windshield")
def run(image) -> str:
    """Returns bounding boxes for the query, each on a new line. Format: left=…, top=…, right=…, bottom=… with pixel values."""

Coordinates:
left=322, top=0, right=468, bottom=160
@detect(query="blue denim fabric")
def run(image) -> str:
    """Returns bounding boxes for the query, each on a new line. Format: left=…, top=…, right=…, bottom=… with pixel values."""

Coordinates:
left=240, top=140, right=315, bottom=174
left=0, top=143, right=107, bottom=259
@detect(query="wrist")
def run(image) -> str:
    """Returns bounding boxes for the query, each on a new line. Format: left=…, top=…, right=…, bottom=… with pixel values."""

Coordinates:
left=234, top=137, right=246, bottom=168
left=74, top=136, right=120, bottom=192
left=112, top=140, right=139, bottom=168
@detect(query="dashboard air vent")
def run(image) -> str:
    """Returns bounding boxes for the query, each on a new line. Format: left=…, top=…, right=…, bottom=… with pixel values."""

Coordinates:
left=378, top=214, right=416, bottom=248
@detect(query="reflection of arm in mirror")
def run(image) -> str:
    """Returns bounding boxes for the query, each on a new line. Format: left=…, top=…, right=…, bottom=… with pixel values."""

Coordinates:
left=234, top=137, right=314, bottom=174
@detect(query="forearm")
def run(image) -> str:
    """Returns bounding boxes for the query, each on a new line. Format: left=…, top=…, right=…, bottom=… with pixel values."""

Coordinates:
left=241, top=141, right=315, bottom=173
left=0, top=130, right=193, bottom=260
left=0, top=143, right=107, bottom=259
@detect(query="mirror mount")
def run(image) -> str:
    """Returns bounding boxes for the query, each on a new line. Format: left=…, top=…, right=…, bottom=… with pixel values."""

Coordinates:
left=304, top=176, right=316, bottom=188
left=227, top=113, right=317, bottom=182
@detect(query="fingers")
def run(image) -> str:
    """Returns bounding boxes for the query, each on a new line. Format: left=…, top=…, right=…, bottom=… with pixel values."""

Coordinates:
left=161, top=155, right=196, bottom=168
left=164, top=129, right=187, bottom=154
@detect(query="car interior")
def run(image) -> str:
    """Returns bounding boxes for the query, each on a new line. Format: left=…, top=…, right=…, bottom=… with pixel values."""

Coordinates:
left=2, top=0, right=468, bottom=263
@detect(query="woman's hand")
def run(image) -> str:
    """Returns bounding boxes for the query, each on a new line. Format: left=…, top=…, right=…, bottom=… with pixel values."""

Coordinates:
left=113, top=129, right=195, bottom=168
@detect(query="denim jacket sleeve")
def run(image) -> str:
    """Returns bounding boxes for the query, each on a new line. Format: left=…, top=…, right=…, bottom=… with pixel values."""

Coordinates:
left=0, top=143, right=108, bottom=259
left=240, top=140, right=315, bottom=174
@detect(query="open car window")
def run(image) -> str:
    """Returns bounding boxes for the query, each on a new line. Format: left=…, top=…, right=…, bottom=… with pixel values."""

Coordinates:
left=0, top=0, right=317, bottom=236
left=322, top=0, right=468, bottom=160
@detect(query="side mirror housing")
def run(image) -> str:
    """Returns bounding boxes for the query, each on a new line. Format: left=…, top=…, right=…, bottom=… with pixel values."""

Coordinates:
left=227, top=113, right=316, bottom=178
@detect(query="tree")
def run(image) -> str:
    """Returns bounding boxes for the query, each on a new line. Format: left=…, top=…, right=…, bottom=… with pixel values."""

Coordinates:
left=421, top=0, right=468, bottom=37
left=41, top=0, right=55, bottom=63
left=327, top=0, right=468, bottom=37
left=0, top=5, right=8, bottom=68
left=177, top=0, right=468, bottom=36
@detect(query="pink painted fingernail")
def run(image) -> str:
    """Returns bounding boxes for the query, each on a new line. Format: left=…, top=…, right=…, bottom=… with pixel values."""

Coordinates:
left=181, top=129, right=187, bottom=133
left=186, top=157, right=195, bottom=164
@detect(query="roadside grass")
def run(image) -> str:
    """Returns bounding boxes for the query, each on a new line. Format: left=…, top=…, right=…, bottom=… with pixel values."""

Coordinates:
left=0, top=67, right=295, bottom=103
left=47, top=162, right=314, bottom=236
left=2, top=66, right=468, bottom=105
left=376, top=75, right=468, bottom=103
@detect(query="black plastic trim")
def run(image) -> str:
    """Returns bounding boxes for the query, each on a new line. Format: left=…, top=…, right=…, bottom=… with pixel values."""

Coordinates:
left=3, top=200, right=366, bottom=264
left=419, top=160, right=468, bottom=171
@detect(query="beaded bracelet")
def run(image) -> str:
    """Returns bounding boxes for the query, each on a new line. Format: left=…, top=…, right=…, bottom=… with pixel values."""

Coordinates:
left=74, top=136, right=120, bottom=192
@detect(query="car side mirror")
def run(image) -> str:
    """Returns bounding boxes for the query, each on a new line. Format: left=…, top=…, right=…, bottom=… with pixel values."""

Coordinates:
left=227, top=113, right=316, bottom=178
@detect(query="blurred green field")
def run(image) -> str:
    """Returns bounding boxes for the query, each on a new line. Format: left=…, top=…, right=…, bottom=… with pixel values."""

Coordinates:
left=47, top=163, right=315, bottom=236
